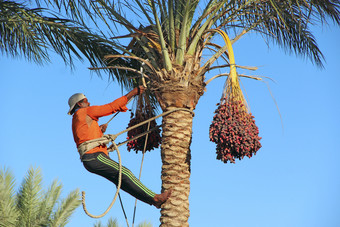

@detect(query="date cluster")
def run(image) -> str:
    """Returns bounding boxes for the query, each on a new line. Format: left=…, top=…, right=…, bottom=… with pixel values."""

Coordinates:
left=126, top=112, right=161, bottom=153
left=209, top=99, right=262, bottom=163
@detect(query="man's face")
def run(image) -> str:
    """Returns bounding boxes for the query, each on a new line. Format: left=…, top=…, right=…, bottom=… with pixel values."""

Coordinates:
left=78, top=98, right=90, bottom=108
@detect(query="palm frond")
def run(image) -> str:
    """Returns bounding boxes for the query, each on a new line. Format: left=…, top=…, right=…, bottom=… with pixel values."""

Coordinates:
left=0, top=167, right=18, bottom=227
left=137, top=221, right=153, bottom=227
left=94, top=217, right=120, bottom=227
left=107, top=217, right=120, bottom=227
left=7, top=0, right=337, bottom=115
left=0, top=1, right=118, bottom=69
left=16, top=166, right=42, bottom=227
left=215, top=0, right=340, bottom=67
left=35, top=180, right=62, bottom=226
left=0, top=166, right=83, bottom=227
left=175, top=0, right=193, bottom=65
left=49, top=189, right=81, bottom=227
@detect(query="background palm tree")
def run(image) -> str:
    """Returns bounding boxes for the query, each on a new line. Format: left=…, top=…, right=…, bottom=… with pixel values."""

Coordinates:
left=94, top=217, right=121, bottom=227
left=0, top=166, right=81, bottom=227
left=94, top=218, right=153, bottom=227
left=1, top=1, right=340, bottom=226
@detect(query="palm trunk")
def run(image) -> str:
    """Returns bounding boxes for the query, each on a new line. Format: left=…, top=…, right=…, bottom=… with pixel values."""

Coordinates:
left=159, top=107, right=193, bottom=227
left=153, top=56, right=204, bottom=226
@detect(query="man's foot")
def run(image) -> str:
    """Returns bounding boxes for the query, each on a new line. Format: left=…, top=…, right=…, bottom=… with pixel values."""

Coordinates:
left=153, top=190, right=172, bottom=208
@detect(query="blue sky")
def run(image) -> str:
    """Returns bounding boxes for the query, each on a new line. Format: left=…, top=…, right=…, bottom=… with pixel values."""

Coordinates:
left=1, top=22, right=339, bottom=227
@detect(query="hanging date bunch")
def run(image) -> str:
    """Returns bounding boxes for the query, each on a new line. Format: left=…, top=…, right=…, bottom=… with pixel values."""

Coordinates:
left=126, top=92, right=161, bottom=153
left=209, top=29, right=261, bottom=163
left=209, top=90, right=262, bottom=163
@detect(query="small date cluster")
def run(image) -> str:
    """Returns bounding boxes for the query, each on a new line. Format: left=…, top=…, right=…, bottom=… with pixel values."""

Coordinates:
left=127, top=112, right=161, bottom=153
left=209, top=99, right=262, bottom=163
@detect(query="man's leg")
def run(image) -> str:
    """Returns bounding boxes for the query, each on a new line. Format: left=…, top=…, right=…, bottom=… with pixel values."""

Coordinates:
left=82, top=152, right=156, bottom=205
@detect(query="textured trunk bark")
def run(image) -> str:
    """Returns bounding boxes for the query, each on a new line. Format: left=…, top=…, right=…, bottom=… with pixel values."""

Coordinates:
left=159, top=107, right=193, bottom=227
left=153, top=57, right=204, bottom=226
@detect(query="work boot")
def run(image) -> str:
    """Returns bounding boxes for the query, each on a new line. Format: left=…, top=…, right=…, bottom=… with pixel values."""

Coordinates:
left=153, top=190, right=172, bottom=208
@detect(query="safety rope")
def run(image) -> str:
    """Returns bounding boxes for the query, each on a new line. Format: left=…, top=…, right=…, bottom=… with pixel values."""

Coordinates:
left=81, top=140, right=122, bottom=218
left=118, top=193, right=129, bottom=227
left=80, top=107, right=194, bottom=219
left=132, top=121, right=150, bottom=227
left=122, top=64, right=147, bottom=227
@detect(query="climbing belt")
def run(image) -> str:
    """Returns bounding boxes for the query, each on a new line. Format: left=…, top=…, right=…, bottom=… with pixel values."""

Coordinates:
left=80, top=107, right=195, bottom=219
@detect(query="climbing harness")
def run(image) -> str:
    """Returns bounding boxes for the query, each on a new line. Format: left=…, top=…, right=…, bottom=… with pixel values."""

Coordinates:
left=78, top=134, right=117, bottom=158
left=80, top=107, right=195, bottom=219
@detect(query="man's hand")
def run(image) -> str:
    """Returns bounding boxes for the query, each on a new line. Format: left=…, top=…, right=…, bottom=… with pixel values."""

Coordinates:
left=126, top=85, right=146, bottom=100
left=99, top=124, right=108, bottom=133
left=135, top=85, right=146, bottom=95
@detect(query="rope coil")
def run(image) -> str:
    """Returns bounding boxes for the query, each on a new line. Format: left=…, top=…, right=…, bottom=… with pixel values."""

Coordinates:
left=81, top=140, right=122, bottom=218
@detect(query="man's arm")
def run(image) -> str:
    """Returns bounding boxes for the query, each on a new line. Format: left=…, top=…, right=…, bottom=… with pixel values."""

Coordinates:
left=87, top=85, right=146, bottom=120
left=97, top=85, right=145, bottom=132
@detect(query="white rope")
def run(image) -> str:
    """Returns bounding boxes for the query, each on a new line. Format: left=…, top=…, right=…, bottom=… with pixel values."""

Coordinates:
left=81, top=140, right=122, bottom=219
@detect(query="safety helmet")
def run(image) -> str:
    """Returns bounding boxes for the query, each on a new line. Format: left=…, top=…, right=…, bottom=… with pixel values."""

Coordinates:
left=67, top=93, right=86, bottom=115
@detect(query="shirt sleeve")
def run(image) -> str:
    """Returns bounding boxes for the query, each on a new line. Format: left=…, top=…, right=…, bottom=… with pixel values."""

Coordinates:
left=87, top=96, right=129, bottom=120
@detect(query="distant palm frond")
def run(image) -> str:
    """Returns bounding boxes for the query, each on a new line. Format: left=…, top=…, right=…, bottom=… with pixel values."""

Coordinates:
left=0, top=166, right=81, bottom=227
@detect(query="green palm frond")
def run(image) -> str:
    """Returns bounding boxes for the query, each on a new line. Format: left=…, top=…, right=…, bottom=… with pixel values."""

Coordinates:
left=0, top=166, right=81, bottom=227
left=214, top=0, right=340, bottom=67
left=47, top=0, right=338, bottom=113
left=0, top=167, right=18, bottom=227
left=49, top=189, right=81, bottom=227
left=1, top=1, right=73, bottom=64
left=3, top=0, right=338, bottom=114
left=35, top=180, right=62, bottom=226
left=107, top=218, right=120, bottom=227
left=0, top=1, right=122, bottom=70
left=16, top=167, right=43, bottom=227
left=3, top=0, right=339, bottom=74
left=137, top=221, right=153, bottom=227
left=93, top=222, right=104, bottom=227
left=93, top=218, right=152, bottom=227
left=94, top=217, right=120, bottom=227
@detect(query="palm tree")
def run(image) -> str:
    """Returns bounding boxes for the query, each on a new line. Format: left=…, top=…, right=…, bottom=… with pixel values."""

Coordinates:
left=0, top=166, right=81, bottom=227
left=61, top=1, right=339, bottom=226
left=2, top=1, right=340, bottom=226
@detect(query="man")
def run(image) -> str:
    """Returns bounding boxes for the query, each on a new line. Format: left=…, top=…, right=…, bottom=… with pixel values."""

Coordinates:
left=68, top=85, right=171, bottom=208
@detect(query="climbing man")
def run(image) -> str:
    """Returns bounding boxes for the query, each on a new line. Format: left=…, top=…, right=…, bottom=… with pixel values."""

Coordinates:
left=68, top=85, right=171, bottom=208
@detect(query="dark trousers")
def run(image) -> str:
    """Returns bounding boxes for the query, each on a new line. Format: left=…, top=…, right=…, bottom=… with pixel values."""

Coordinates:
left=82, top=152, right=155, bottom=205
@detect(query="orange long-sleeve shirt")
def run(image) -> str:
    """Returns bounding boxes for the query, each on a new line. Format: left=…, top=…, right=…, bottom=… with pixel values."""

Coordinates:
left=72, top=96, right=128, bottom=156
